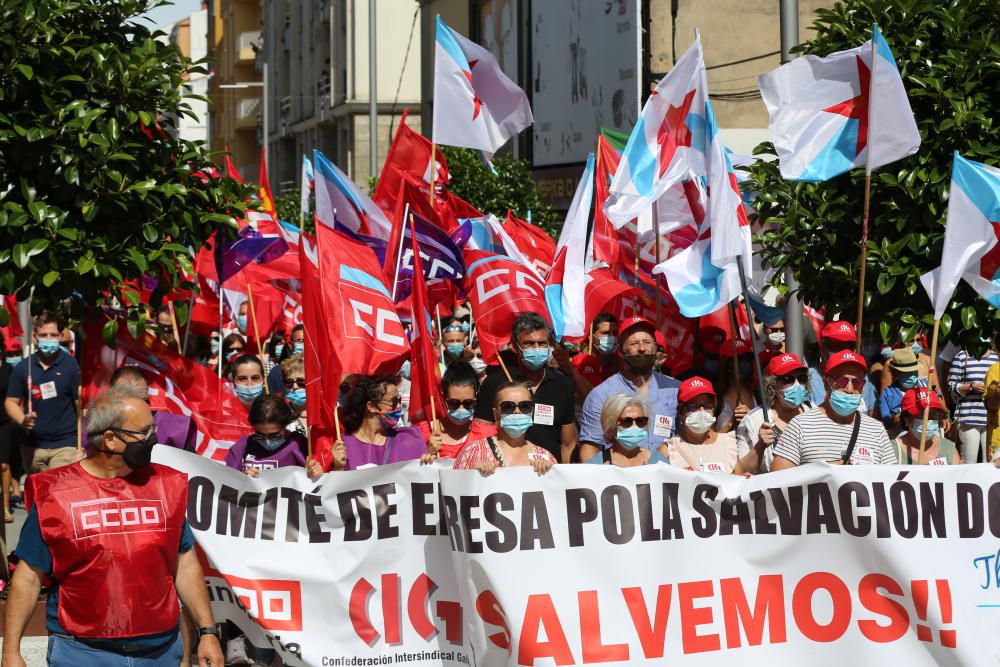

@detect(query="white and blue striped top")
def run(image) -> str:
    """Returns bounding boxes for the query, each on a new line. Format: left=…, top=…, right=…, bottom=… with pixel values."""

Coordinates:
left=947, top=350, right=999, bottom=426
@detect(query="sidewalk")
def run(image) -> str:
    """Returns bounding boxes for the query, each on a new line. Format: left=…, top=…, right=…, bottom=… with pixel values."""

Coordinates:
left=0, top=636, right=46, bottom=665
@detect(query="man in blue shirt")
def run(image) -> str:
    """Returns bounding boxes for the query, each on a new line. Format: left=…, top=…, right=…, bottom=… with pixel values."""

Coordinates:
left=3, top=313, right=79, bottom=473
left=578, top=316, right=681, bottom=460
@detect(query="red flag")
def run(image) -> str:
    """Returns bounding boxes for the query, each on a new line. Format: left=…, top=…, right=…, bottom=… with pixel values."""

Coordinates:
left=224, top=147, right=244, bottom=183
left=407, top=217, right=442, bottom=424
left=463, top=248, right=549, bottom=363
left=258, top=149, right=277, bottom=218
left=374, top=110, right=449, bottom=215
left=80, top=317, right=249, bottom=461
left=504, top=211, right=556, bottom=278
left=1, top=294, right=23, bottom=340
left=804, top=303, right=826, bottom=342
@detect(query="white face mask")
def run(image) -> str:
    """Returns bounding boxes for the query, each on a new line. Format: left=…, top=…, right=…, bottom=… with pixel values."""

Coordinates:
left=469, top=356, right=488, bottom=374
left=768, top=331, right=786, bottom=345
left=684, top=410, right=715, bottom=435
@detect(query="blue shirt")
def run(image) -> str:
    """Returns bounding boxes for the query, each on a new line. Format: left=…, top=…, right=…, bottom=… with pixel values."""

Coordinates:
left=5, top=351, right=78, bottom=449
left=579, top=371, right=681, bottom=450
left=878, top=385, right=904, bottom=421
left=13, top=506, right=195, bottom=646
left=808, top=366, right=877, bottom=413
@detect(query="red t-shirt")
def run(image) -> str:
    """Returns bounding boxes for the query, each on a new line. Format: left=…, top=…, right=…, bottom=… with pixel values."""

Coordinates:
left=572, top=353, right=621, bottom=387
left=416, top=419, right=497, bottom=459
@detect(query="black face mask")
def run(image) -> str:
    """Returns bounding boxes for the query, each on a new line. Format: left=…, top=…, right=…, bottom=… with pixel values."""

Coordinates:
left=623, top=353, right=656, bottom=374
left=101, top=430, right=157, bottom=470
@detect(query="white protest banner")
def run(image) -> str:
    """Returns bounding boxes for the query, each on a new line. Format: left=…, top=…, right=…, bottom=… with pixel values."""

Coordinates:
left=439, top=463, right=1000, bottom=666
left=154, top=448, right=473, bottom=667
left=156, top=448, right=1000, bottom=666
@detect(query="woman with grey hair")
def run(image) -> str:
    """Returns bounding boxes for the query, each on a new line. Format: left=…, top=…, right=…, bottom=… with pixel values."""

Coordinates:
left=734, top=353, right=814, bottom=475
left=585, top=392, right=668, bottom=466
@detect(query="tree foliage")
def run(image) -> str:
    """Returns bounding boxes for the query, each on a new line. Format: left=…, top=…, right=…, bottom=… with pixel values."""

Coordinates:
left=0, top=0, right=252, bottom=333
left=748, top=0, right=998, bottom=354
left=441, top=147, right=559, bottom=237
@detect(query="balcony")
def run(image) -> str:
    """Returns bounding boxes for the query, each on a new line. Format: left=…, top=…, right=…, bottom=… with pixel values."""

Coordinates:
left=235, top=96, right=260, bottom=130
left=237, top=31, right=260, bottom=62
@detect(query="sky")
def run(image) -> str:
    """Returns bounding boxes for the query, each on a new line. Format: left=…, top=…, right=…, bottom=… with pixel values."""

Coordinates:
left=141, top=0, right=203, bottom=31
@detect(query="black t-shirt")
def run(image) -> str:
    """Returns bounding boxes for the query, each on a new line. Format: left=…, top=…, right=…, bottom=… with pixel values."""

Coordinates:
left=0, top=362, right=12, bottom=427
left=474, top=356, right=576, bottom=461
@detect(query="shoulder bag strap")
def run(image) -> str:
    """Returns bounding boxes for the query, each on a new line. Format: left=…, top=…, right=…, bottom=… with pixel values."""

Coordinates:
left=486, top=436, right=504, bottom=466
left=841, top=415, right=863, bottom=465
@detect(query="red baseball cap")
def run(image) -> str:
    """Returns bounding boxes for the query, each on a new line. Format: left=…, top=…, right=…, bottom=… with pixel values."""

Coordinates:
left=4, top=339, right=22, bottom=354
left=900, top=388, right=945, bottom=415
left=824, top=349, right=868, bottom=375
left=821, top=320, right=857, bottom=343
left=679, top=376, right=716, bottom=402
left=619, top=315, right=656, bottom=339
left=766, top=353, right=806, bottom=376
left=719, top=339, right=752, bottom=357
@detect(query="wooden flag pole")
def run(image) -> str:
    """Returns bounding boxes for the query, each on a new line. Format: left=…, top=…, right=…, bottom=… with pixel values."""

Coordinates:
left=391, top=205, right=411, bottom=302
left=428, top=143, right=437, bottom=207
left=167, top=300, right=183, bottom=354
left=728, top=302, right=742, bottom=391
left=435, top=304, right=446, bottom=365
left=737, top=260, right=770, bottom=424
left=916, top=317, right=941, bottom=464
left=587, top=320, right=594, bottom=356
left=652, top=201, right=663, bottom=330
left=854, top=30, right=878, bottom=354
left=181, top=291, right=196, bottom=357
left=246, top=284, right=268, bottom=393
left=496, top=351, right=514, bottom=382
left=217, top=286, right=224, bottom=380
left=75, top=334, right=83, bottom=452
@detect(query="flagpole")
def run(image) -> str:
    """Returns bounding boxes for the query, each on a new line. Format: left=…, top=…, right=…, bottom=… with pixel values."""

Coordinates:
left=181, top=290, right=196, bottom=356
left=916, top=317, right=941, bottom=464
left=728, top=302, right=742, bottom=392
left=246, top=284, right=268, bottom=393
left=76, top=335, right=83, bottom=453
left=652, top=201, right=663, bottom=330
left=428, top=143, right=437, bottom=207
left=854, top=26, right=878, bottom=353
left=495, top=351, right=513, bottom=382
left=167, top=300, right=183, bottom=355
left=435, top=304, right=445, bottom=365
left=217, top=283, right=224, bottom=380
left=391, top=204, right=411, bottom=302
left=737, top=260, right=770, bottom=424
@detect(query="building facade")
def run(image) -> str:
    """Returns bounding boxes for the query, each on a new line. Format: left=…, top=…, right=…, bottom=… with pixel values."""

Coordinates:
left=167, top=5, right=211, bottom=145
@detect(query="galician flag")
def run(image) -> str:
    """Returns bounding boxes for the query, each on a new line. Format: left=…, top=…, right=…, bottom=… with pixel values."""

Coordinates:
left=545, top=154, right=595, bottom=341
left=920, top=153, right=1000, bottom=318
left=299, top=154, right=314, bottom=225
left=604, top=36, right=708, bottom=225
left=432, top=15, right=532, bottom=159
left=759, top=24, right=920, bottom=181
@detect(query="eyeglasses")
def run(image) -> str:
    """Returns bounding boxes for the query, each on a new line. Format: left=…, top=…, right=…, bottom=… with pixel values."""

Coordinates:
left=378, top=396, right=402, bottom=409
left=111, top=425, right=157, bottom=442
left=283, top=378, right=307, bottom=389
left=251, top=431, right=285, bottom=445
left=775, top=373, right=808, bottom=385
left=828, top=376, right=865, bottom=390
left=498, top=400, right=534, bottom=415
left=445, top=398, right=477, bottom=410
left=618, top=416, right=649, bottom=428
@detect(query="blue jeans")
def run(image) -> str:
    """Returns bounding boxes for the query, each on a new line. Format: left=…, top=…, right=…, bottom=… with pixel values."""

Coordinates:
left=47, top=632, right=183, bottom=666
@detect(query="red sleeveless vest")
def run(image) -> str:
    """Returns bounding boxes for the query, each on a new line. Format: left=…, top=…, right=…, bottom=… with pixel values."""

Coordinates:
left=31, top=462, right=188, bottom=638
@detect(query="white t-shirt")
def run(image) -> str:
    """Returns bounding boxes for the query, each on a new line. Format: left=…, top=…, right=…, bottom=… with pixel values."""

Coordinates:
left=735, top=402, right=815, bottom=473
left=773, top=407, right=895, bottom=465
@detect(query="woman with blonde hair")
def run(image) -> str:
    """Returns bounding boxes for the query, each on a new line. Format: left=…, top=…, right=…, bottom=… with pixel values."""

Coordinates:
left=586, top=393, right=668, bottom=466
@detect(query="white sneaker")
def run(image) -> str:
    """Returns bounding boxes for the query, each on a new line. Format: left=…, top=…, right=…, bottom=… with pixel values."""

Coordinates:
left=225, top=635, right=253, bottom=665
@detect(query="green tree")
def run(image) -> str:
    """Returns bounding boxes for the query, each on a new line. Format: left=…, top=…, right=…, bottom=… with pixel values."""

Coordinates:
left=0, top=0, right=252, bottom=336
left=274, top=191, right=313, bottom=231
left=749, top=0, right=998, bottom=354
left=441, top=147, right=559, bottom=237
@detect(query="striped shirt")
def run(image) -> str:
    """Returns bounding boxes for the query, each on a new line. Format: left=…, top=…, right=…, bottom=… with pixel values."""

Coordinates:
left=947, top=350, right=998, bottom=427
left=773, top=407, right=895, bottom=465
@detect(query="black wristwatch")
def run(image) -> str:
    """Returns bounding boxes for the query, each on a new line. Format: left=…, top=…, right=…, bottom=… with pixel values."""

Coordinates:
left=197, top=625, right=221, bottom=640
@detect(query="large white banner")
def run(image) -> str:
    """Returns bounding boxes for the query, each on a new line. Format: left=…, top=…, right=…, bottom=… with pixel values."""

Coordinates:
left=155, top=449, right=1000, bottom=666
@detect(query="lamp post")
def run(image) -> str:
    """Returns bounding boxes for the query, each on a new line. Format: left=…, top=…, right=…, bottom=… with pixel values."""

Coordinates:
left=219, top=61, right=269, bottom=177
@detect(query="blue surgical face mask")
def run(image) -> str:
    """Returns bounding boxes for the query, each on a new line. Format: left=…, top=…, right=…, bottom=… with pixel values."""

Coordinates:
left=446, top=343, right=465, bottom=358
left=254, top=433, right=286, bottom=453
left=595, top=336, right=617, bottom=355
left=293, top=341, right=304, bottom=355
left=782, top=382, right=808, bottom=407
left=615, top=426, right=647, bottom=449
left=210, top=339, right=220, bottom=355
left=235, top=382, right=264, bottom=405
left=911, top=419, right=940, bottom=440
left=829, top=390, right=861, bottom=416
left=36, top=339, right=60, bottom=356
left=881, top=346, right=893, bottom=359
left=237, top=315, right=247, bottom=332
left=400, top=360, right=411, bottom=380
left=274, top=343, right=285, bottom=358
left=521, top=346, right=551, bottom=370
left=286, top=388, right=306, bottom=407
left=500, top=413, right=533, bottom=438
left=447, top=407, right=474, bottom=424
left=59, top=345, right=71, bottom=355
left=899, top=373, right=919, bottom=389
left=5, top=356, right=21, bottom=367
left=911, top=342, right=923, bottom=355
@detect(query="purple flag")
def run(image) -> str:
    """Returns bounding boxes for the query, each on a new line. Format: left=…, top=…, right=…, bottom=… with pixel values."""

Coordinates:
left=215, top=227, right=289, bottom=283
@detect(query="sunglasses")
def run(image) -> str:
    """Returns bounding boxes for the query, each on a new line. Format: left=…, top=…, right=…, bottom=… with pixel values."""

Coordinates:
left=498, top=400, right=534, bottom=415
left=828, top=376, right=865, bottom=390
left=767, top=326, right=786, bottom=333
left=618, top=416, right=649, bottom=428
left=776, top=373, right=808, bottom=385
left=283, top=378, right=307, bottom=389
left=378, top=396, right=403, bottom=409
left=445, top=398, right=477, bottom=410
